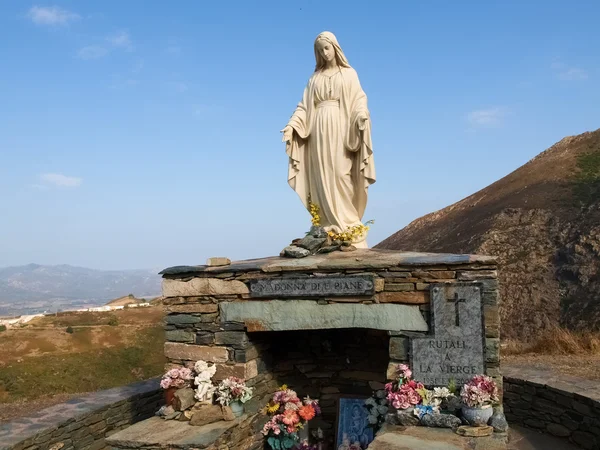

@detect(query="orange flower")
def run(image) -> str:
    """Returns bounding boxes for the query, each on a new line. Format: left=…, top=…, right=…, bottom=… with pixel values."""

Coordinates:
left=298, top=404, right=316, bottom=421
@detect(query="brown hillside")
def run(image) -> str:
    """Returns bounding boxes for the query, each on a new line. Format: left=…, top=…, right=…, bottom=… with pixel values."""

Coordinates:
left=376, top=129, right=600, bottom=340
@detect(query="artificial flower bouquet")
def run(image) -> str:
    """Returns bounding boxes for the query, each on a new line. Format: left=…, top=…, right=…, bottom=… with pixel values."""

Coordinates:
left=262, top=385, right=321, bottom=450
left=460, top=375, right=499, bottom=408
left=215, top=376, right=253, bottom=406
left=160, top=367, right=194, bottom=389
left=384, top=364, right=423, bottom=410
left=413, top=386, right=453, bottom=419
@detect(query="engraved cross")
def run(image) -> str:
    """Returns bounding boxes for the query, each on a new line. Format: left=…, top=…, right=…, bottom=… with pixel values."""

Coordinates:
left=447, top=293, right=466, bottom=326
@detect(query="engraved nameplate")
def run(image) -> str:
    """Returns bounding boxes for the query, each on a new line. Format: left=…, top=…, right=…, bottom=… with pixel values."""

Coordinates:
left=249, top=276, right=374, bottom=298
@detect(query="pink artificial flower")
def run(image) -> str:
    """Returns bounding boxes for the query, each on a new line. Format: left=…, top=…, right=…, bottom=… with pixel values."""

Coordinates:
left=160, top=378, right=171, bottom=389
left=282, top=409, right=300, bottom=425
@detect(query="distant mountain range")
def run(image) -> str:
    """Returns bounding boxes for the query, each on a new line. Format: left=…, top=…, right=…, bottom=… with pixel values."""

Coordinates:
left=0, top=263, right=162, bottom=316
left=377, top=128, right=600, bottom=341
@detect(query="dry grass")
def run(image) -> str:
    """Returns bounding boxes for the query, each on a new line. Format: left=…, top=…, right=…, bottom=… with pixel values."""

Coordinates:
left=503, top=326, right=600, bottom=356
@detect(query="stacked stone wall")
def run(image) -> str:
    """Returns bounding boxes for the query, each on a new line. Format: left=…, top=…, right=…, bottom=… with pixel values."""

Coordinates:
left=504, top=375, right=600, bottom=450
left=0, top=379, right=162, bottom=450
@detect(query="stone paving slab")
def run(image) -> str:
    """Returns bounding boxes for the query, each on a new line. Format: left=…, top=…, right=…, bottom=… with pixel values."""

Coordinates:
left=105, top=415, right=242, bottom=449
left=160, top=249, right=497, bottom=276
left=0, top=378, right=160, bottom=449
left=369, top=425, right=508, bottom=450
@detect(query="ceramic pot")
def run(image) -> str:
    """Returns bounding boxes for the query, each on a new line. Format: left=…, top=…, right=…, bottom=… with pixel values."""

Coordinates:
left=461, top=404, right=493, bottom=426
left=230, top=400, right=245, bottom=417
left=164, top=387, right=177, bottom=406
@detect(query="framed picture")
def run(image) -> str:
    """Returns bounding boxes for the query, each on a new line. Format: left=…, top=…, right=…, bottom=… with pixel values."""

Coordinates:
left=335, top=395, right=374, bottom=450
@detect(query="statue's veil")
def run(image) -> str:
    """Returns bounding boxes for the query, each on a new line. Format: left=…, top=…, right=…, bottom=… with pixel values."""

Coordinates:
left=314, top=31, right=351, bottom=72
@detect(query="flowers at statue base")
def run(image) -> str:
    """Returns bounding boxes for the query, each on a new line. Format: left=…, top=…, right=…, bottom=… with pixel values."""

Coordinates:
left=262, top=385, right=321, bottom=450
left=308, top=199, right=321, bottom=226
left=327, top=220, right=374, bottom=244
left=215, top=376, right=253, bottom=406
left=160, top=367, right=194, bottom=389
left=460, top=375, right=499, bottom=408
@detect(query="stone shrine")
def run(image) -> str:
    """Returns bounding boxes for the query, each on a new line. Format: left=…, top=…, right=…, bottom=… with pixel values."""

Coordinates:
left=106, top=249, right=503, bottom=450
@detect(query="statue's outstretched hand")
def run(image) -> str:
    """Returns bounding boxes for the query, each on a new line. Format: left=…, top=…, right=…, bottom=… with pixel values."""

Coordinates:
left=281, top=126, right=294, bottom=143
left=357, top=114, right=369, bottom=131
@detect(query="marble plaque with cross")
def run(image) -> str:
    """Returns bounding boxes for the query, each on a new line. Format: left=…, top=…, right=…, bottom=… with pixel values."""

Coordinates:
left=410, top=283, right=485, bottom=387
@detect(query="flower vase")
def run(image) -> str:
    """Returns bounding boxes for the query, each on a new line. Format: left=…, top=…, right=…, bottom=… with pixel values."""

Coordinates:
left=461, top=404, right=493, bottom=426
left=298, top=423, right=309, bottom=441
left=230, top=400, right=244, bottom=417
left=164, top=387, right=177, bottom=406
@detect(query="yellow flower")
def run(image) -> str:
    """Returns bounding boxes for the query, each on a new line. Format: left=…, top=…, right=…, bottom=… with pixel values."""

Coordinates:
left=279, top=384, right=288, bottom=390
left=267, top=403, right=281, bottom=414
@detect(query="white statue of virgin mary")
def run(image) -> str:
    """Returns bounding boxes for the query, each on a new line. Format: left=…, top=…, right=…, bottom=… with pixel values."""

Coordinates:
left=282, top=31, right=376, bottom=248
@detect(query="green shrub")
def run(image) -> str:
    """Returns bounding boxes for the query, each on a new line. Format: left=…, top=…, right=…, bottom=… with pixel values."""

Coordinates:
left=0, top=325, right=7, bottom=332
left=573, top=148, right=600, bottom=206
left=66, top=326, right=74, bottom=334
left=107, top=316, right=119, bottom=326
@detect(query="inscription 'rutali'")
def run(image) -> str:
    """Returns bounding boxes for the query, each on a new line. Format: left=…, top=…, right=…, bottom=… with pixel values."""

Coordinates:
left=249, top=276, right=374, bottom=298
left=411, top=284, right=485, bottom=386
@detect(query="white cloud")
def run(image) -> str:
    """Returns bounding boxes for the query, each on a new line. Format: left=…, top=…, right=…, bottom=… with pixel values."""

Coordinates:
left=551, top=60, right=589, bottom=81
left=467, top=107, right=507, bottom=127
left=40, top=173, right=82, bottom=188
left=77, top=45, right=108, bottom=60
left=27, top=5, right=80, bottom=26
left=107, top=31, right=134, bottom=51
left=558, top=67, right=588, bottom=81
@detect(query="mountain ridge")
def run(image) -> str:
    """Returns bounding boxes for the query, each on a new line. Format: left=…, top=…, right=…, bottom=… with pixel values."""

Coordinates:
left=376, top=128, right=600, bottom=340
left=0, top=263, right=162, bottom=315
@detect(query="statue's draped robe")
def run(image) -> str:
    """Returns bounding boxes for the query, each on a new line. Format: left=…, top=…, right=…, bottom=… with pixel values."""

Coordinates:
left=285, top=67, right=376, bottom=247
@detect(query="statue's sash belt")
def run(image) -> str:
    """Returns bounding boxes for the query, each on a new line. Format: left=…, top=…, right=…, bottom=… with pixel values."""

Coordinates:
left=315, top=99, right=340, bottom=108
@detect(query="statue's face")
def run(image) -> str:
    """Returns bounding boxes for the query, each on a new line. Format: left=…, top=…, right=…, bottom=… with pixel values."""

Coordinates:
left=316, top=39, right=335, bottom=62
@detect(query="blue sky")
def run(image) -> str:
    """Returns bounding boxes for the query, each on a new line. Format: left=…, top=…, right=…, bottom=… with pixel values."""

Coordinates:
left=1, top=1, right=599, bottom=270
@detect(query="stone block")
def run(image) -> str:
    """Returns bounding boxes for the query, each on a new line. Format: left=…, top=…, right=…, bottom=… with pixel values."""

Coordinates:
left=385, top=283, right=414, bottom=292
left=215, top=331, right=249, bottom=348
left=457, top=270, right=497, bottom=280
left=164, top=342, right=228, bottom=362
left=189, top=403, right=224, bottom=426
left=195, top=332, right=215, bottom=345
left=572, top=431, right=597, bottom=450
left=166, top=330, right=195, bottom=343
left=546, top=423, right=571, bottom=437
left=165, top=314, right=202, bottom=325
left=163, top=278, right=249, bottom=297
left=220, top=300, right=428, bottom=332
left=389, top=336, right=409, bottom=360
left=214, top=360, right=258, bottom=381
left=486, top=338, right=500, bottom=364
left=572, top=400, right=592, bottom=416
left=234, top=346, right=259, bottom=363
left=374, top=278, right=385, bottom=292
left=166, top=304, right=219, bottom=313
left=207, top=257, right=231, bottom=266
left=416, top=283, right=429, bottom=290
left=376, top=291, right=428, bottom=304
left=425, top=271, right=456, bottom=279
